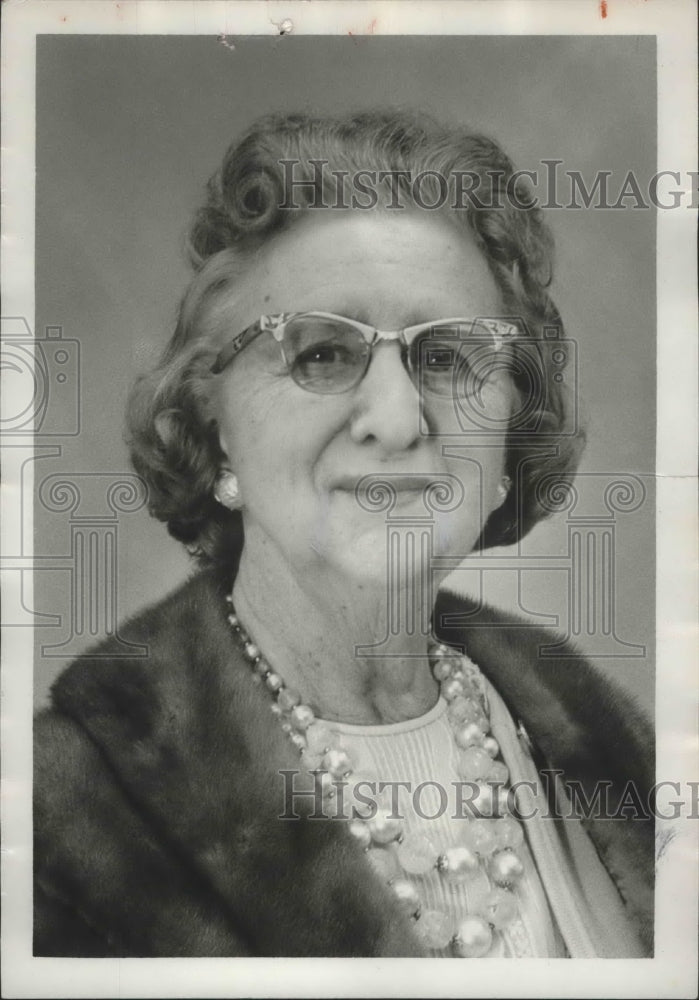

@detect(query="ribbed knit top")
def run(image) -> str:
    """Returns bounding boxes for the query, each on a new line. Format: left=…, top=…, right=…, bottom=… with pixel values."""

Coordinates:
left=320, top=691, right=567, bottom=957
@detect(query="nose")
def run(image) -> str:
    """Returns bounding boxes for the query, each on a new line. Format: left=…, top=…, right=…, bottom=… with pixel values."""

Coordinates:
left=349, top=342, right=422, bottom=455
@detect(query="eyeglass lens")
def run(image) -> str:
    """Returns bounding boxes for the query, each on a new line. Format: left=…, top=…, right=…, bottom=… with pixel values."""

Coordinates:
left=281, top=315, right=500, bottom=396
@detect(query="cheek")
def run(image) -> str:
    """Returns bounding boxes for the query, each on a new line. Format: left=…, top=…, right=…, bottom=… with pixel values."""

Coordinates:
left=215, top=378, right=348, bottom=494
left=214, top=367, right=288, bottom=464
left=434, top=379, right=512, bottom=478
left=431, top=450, right=506, bottom=558
left=464, top=376, right=515, bottom=430
left=426, top=370, right=515, bottom=439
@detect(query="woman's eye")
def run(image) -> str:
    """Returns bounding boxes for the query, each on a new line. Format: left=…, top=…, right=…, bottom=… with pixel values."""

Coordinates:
left=410, top=337, right=499, bottom=398
left=423, top=345, right=459, bottom=370
left=297, top=342, right=352, bottom=367
left=415, top=340, right=464, bottom=390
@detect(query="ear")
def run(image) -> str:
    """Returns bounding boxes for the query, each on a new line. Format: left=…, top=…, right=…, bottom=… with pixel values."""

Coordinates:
left=197, top=372, right=230, bottom=462
left=153, top=409, right=181, bottom=449
left=216, top=420, right=232, bottom=464
left=494, top=474, right=512, bottom=510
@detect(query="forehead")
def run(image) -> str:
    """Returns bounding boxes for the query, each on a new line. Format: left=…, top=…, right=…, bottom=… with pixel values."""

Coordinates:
left=225, top=210, right=502, bottom=332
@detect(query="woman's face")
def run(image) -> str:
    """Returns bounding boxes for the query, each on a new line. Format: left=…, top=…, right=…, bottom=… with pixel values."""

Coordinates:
left=213, top=211, right=515, bottom=586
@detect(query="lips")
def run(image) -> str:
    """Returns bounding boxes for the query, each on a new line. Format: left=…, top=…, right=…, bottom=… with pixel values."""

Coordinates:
left=333, top=472, right=444, bottom=493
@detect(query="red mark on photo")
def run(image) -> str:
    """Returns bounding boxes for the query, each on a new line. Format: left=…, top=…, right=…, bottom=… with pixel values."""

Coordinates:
left=600, top=0, right=608, bottom=17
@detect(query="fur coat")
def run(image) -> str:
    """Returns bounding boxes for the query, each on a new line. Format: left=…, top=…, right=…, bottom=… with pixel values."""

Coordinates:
left=34, top=568, right=654, bottom=957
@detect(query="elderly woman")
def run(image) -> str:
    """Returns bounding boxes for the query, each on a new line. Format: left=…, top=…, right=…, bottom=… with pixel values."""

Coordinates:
left=34, top=111, right=653, bottom=959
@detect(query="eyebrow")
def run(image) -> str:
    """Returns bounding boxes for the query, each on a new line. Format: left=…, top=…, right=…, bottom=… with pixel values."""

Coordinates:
left=322, top=303, right=372, bottom=325
left=313, top=305, right=462, bottom=329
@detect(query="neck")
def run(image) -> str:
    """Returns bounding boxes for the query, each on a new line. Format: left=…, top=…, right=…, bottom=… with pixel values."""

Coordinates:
left=231, top=537, right=442, bottom=725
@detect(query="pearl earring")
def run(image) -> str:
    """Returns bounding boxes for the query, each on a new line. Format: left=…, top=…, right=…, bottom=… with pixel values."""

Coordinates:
left=213, top=470, right=241, bottom=510
left=496, top=475, right=512, bottom=505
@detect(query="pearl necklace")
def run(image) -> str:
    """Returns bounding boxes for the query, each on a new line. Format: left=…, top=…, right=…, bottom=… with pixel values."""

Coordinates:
left=225, top=595, right=527, bottom=957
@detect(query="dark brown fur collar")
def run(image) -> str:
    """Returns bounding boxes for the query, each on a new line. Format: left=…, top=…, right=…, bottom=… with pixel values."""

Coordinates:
left=36, top=569, right=654, bottom=956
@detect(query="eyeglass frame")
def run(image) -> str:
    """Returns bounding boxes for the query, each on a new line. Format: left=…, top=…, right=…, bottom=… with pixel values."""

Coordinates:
left=210, top=310, right=520, bottom=392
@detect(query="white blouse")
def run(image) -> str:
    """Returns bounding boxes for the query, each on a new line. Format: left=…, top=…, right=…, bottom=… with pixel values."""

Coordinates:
left=318, top=659, right=645, bottom=958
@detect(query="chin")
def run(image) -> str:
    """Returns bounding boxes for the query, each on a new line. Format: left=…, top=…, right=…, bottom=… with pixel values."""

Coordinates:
left=307, top=510, right=480, bottom=587
left=309, top=521, right=388, bottom=579
left=329, top=531, right=434, bottom=595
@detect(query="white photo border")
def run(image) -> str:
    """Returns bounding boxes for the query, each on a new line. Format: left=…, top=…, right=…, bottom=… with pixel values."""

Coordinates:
left=2, top=1, right=697, bottom=997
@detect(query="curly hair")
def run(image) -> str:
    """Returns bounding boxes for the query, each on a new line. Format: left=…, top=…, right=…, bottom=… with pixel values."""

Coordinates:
left=127, top=109, right=585, bottom=566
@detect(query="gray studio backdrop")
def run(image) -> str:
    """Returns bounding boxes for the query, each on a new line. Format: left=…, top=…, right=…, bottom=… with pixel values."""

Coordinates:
left=32, top=34, right=656, bottom=711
